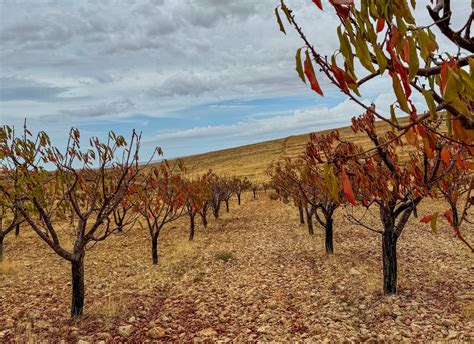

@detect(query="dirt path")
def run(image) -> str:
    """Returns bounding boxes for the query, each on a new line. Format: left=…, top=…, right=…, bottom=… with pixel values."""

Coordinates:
left=0, top=194, right=473, bottom=342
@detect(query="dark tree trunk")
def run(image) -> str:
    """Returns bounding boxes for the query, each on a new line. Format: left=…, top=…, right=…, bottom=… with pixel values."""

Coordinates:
left=382, top=231, right=398, bottom=295
left=237, top=193, right=241, bottom=205
left=253, top=190, right=256, bottom=199
left=213, top=203, right=220, bottom=219
left=305, top=208, right=314, bottom=235
left=71, top=256, right=85, bottom=318
left=325, top=217, right=334, bottom=254
left=0, top=234, right=4, bottom=262
left=151, top=235, right=159, bottom=265
left=15, top=223, right=20, bottom=237
left=189, top=215, right=195, bottom=241
left=225, top=200, right=229, bottom=212
left=201, top=211, right=208, bottom=228
left=298, top=206, right=305, bottom=225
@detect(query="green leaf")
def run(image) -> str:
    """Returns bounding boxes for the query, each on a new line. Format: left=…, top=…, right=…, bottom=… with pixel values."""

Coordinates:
left=391, top=72, right=410, bottom=113
left=446, top=111, right=452, bottom=135
left=407, top=37, right=419, bottom=81
left=422, top=89, right=437, bottom=119
left=295, top=48, right=305, bottom=83
left=390, top=105, right=399, bottom=129
left=275, top=7, right=286, bottom=35
left=356, top=34, right=376, bottom=73
left=374, top=44, right=387, bottom=74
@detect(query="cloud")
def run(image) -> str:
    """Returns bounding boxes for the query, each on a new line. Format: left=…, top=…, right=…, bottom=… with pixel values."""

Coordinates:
left=58, top=98, right=136, bottom=119
left=149, top=98, right=358, bottom=142
left=0, top=77, right=71, bottom=102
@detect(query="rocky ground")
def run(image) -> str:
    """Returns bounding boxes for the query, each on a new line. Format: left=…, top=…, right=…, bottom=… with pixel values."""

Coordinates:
left=0, top=193, right=472, bottom=342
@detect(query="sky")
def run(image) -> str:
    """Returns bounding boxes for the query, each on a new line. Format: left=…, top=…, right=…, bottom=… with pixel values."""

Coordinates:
left=0, top=0, right=470, bottom=160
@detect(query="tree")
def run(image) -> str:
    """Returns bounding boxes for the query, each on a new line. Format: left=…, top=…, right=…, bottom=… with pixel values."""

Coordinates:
left=0, top=172, right=23, bottom=261
left=234, top=177, right=251, bottom=206
left=344, top=110, right=461, bottom=294
left=0, top=125, right=147, bottom=318
left=251, top=183, right=259, bottom=199
left=209, top=174, right=224, bottom=219
left=183, top=177, right=208, bottom=241
left=275, top=0, right=474, bottom=147
left=422, top=146, right=474, bottom=251
left=135, top=161, right=186, bottom=265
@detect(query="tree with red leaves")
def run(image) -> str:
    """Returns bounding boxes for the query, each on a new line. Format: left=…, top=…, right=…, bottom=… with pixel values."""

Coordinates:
left=275, top=0, right=474, bottom=147
left=134, top=161, right=186, bottom=265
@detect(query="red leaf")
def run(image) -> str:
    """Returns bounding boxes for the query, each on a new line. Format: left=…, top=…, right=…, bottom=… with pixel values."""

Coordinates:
left=304, top=59, right=324, bottom=96
left=341, top=169, right=356, bottom=205
left=312, top=0, right=323, bottom=10
left=440, top=61, right=448, bottom=92
left=420, top=215, right=433, bottom=223
left=331, top=65, right=348, bottom=92
left=376, top=17, right=385, bottom=33
left=333, top=4, right=350, bottom=19
left=440, top=147, right=451, bottom=165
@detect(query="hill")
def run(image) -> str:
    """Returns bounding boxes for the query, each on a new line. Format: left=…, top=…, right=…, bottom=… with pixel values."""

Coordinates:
left=175, top=117, right=410, bottom=183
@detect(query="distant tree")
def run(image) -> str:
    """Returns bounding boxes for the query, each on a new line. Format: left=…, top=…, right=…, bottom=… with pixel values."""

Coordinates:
left=422, top=147, right=473, bottom=251
left=0, top=125, right=148, bottom=318
left=135, top=162, right=186, bottom=264
left=183, top=177, right=209, bottom=241
left=251, top=183, right=259, bottom=199
left=235, top=177, right=251, bottom=205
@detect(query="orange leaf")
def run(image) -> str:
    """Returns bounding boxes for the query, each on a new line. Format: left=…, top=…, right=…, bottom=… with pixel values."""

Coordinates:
left=304, top=59, right=324, bottom=96
left=440, top=61, right=448, bottom=92
left=405, top=128, right=418, bottom=147
left=312, top=0, right=323, bottom=10
left=341, top=169, right=356, bottom=205
left=376, top=17, right=385, bottom=33
left=440, top=147, right=451, bottom=165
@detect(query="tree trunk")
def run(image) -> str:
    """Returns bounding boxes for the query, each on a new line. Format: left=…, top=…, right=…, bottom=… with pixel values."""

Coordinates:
left=15, top=223, right=20, bottom=237
left=382, top=231, right=398, bottom=295
left=305, top=208, right=314, bottom=235
left=298, top=206, right=305, bottom=225
left=189, top=215, right=195, bottom=241
left=225, top=200, right=229, bottom=212
left=253, top=190, right=256, bottom=199
left=71, top=256, right=85, bottom=318
left=201, top=211, right=208, bottom=228
left=237, top=193, right=241, bottom=205
left=151, top=235, right=159, bottom=265
left=213, top=204, right=220, bottom=219
left=325, top=217, right=334, bottom=254
left=0, top=234, right=4, bottom=262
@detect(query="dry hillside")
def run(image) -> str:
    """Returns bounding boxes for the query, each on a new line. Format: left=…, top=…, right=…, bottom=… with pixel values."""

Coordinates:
left=175, top=118, right=411, bottom=183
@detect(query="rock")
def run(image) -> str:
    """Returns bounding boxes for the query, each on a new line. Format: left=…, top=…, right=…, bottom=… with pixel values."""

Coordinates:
left=77, top=340, right=90, bottom=344
left=349, top=268, right=361, bottom=276
left=256, top=326, right=269, bottom=334
left=148, top=327, right=166, bottom=339
left=118, top=325, right=133, bottom=337
left=3, top=318, right=14, bottom=329
left=95, top=332, right=112, bottom=340
left=0, top=330, right=10, bottom=339
left=446, top=330, right=458, bottom=340
left=199, top=327, right=217, bottom=337
left=128, top=316, right=136, bottom=323
left=313, top=324, right=322, bottom=334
